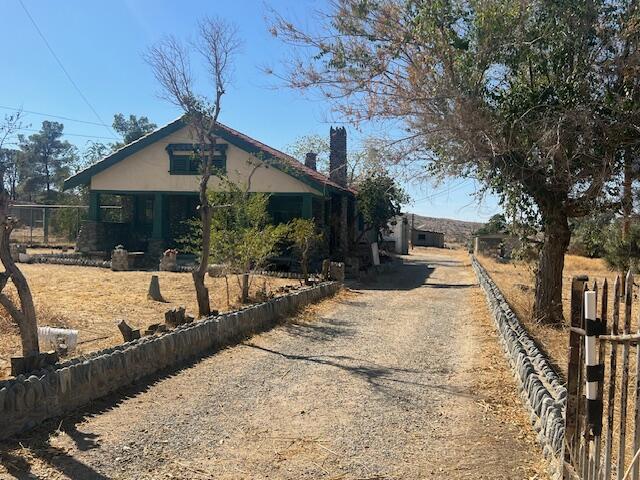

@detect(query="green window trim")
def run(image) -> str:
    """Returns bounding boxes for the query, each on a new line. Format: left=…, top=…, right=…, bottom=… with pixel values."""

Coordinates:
left=166, top=143, right=227, bottom=175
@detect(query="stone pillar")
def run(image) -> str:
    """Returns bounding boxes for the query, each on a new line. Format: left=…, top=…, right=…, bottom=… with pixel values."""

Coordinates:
left=305, top=152, right=317, bottom=171
left=329, top=126, right=347, bottom=187
left=159, top=249, right=178, bottom=272
left=329, top=262, right=345, bottom=282
left=111, top=246, right=130, bottom=271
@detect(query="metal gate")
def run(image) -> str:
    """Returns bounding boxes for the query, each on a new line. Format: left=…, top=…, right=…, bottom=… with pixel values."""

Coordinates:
left=565, top=272, right=640, bottom=479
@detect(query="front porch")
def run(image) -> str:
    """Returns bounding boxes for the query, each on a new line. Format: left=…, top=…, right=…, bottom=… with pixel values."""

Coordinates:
left=77, top=190, right=324, bottom=258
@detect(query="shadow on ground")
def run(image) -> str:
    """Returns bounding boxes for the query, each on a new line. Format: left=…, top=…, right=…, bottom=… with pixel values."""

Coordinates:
left=243, top=343, right=480, bottom=404
left=355, top=261, right=434, bottom=291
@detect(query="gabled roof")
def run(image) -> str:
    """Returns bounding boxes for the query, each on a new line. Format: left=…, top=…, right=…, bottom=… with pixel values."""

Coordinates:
left=63, top=116, right=354, bottom=196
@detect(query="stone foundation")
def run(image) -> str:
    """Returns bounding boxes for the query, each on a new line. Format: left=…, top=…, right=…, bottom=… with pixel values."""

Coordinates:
left=111, top=247, right=130, bottom=271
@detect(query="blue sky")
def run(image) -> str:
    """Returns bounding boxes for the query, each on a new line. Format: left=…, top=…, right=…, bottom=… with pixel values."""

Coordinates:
left=1, top=0, right=500, bottom=222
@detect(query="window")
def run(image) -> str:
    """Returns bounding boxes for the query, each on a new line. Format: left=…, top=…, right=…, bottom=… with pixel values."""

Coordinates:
left=418, top=233, right=426, bottom=241
left=166, top=143, right=227, bottom=175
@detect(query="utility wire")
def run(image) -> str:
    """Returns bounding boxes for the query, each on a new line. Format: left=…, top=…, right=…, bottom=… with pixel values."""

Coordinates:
left=16, top=127, right=117, bottom=141
left=0, top=104, right=111, bottom=128
left=18, top=0, right=115, bottom=138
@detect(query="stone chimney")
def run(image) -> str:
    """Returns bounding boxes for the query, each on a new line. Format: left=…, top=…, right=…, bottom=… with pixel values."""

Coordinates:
left=305, top=152, right=317, bottom=171
left=329, top=126, right=347, bottom=186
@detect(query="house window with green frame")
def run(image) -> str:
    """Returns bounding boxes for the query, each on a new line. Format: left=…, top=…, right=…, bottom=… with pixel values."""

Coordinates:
left=166, top=143, right=227, bottom=175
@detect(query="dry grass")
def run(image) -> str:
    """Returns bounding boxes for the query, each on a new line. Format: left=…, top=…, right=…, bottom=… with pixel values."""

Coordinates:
left=0, top=264, right=299, bottom=379
left=476, top=254, right=626, bottom=378
left=476, top=254, right=636, bottom=375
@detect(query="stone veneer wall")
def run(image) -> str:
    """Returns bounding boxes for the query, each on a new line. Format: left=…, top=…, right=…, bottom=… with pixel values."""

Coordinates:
left=471, top=256, right=565, bottom=475
left=30, top=254, right=111, bottom=268
left=0, top=281, right=340, bottom=440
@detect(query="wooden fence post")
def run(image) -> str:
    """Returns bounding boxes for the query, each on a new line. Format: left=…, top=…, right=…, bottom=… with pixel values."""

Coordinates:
left=566, top=275, right=588, bottom=470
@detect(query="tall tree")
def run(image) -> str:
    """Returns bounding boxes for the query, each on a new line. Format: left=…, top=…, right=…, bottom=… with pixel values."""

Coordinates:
left=271, top=0, right=640, bottom=324
left=111, top=113, right=157, bottom=149
left=18, top=121, right=76, bottom=202
left=0, top=111, right=39, bottom=357
left=146, top=16, right=241, bottom=317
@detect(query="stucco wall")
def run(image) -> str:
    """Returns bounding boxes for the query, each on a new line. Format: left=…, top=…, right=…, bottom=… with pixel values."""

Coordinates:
left=91, top=125, right=321, bottom=195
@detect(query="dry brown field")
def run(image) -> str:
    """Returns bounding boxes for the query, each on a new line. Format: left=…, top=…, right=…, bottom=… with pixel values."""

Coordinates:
left=0, top=264, right=299, bottom=379
left=476, top=254, right=631, bottom=378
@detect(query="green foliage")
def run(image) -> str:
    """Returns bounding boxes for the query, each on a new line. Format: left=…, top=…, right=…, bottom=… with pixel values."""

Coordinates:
left=474, top=214, right=507, bottom=235
left=288, top=218, right=323, bottom=276
left=356, top=172, right=409, bottom=240
left=180, top=179, right=288, bottom=277
left=50, top=206, right=87, bottom=241
left=569, top=213, right=615, bottom=258
left=604, top=221, right=640, bottom=272
left=111, top=114, right=157, bottom=149
left=18, top=121, right=77, bottom=200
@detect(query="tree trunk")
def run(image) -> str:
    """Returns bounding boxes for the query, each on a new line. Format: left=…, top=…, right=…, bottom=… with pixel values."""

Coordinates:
left=0, top=187, right=39, bottom=356
left=533, top=208, right=571, bottom=325
left=193, top=203, right=211, bottom=316
left=622, top=149, right=632, bottom=241
left=193, top=133, right=212, bottom=317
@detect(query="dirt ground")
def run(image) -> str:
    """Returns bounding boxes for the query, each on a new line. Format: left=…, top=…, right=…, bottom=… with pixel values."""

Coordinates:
left=0, top=265, right=298, bottom=379
left=0, top=247, right=547, bottom=479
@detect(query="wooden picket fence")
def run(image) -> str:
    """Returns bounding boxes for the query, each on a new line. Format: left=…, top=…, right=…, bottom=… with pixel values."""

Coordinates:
left=565, top=272, right=640, bottom=479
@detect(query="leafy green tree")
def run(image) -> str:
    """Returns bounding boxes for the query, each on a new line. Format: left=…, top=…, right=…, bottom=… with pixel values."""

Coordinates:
left=0, top=149, right=20, bottom=200
left=604, top=220, right=640, bottom=272
left=111, top=113, right=157, bottom=149
left=569, top=213, right=615, bottom=258
left=356, top=172, right=408, bottom=244
left=18, top=121, right=77, bottom=201
left=271, top=0, right=639, bottom=324
left=288, top=218, right=323, bottom=278
left=475, top=214, right=507, bottom=236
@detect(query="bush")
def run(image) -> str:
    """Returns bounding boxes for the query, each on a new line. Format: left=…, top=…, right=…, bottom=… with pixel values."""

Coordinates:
left=603, top=221, right=640, bottom=272
left=569, top=213, right=613, bottom=258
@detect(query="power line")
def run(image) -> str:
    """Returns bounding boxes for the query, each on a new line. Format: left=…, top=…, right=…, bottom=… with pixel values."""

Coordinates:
left=0, top=104, right=111, bottom=128
left=413, top=180, right=473, bottom=202
left=16, top=127, right=117, bottom=141
left=18, top=0, right=115, bottom=138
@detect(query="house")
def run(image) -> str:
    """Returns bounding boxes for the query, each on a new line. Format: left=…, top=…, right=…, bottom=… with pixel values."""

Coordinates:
left=63, top=117, right=357, bottom=260
left=411, top=228, right=445, bottom=248
left=381, top=215, right=409, bottom=254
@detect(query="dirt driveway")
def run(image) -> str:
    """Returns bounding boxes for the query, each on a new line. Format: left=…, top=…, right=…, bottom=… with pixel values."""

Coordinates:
left=0, top=248, right=548, bottom=479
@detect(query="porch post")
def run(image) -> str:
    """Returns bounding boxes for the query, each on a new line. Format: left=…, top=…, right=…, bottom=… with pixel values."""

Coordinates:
left=152, top=193, right=164, bottom=240
left=302, top=194, right=313, bottom=219
left=88, top=191, right=100, bottom=221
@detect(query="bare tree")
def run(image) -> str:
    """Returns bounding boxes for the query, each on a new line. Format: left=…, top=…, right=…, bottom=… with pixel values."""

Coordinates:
left=0, top=111, right=39, bottom=357
left=145, top=17, right=241, bottom=317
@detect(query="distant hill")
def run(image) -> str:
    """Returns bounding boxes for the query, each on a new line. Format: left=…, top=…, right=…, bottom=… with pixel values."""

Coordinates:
left=407, top=214, right=484, bottom=245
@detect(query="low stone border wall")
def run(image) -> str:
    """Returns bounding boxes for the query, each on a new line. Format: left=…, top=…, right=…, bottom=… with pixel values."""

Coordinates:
left=29, top=254, right=111, bottom=268
left=0, top=281, right=340, bottom=440
left=471, top=256, right=565, bottom=472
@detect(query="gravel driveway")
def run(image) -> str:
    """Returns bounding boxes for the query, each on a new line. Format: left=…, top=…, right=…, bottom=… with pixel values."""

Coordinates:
left=0, top=248, right=547, bottom=479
